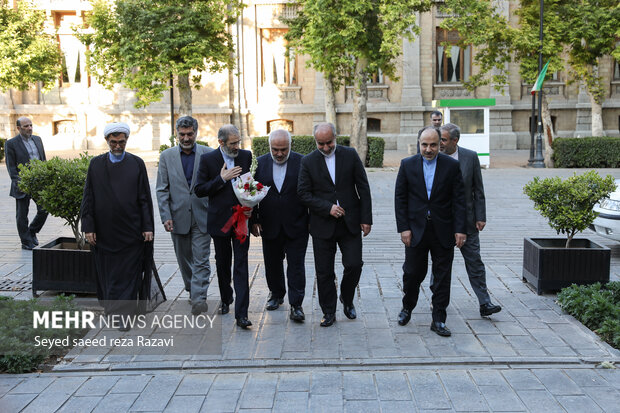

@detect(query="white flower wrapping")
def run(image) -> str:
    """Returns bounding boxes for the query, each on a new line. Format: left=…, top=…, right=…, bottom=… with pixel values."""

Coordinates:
left=233, top=172, right=270, bottom=207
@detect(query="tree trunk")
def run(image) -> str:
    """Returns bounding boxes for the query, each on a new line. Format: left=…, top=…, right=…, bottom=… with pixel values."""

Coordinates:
left=590, top=94, right=604, bottom=136
left=177, top=73, right=192, bottom=116
left=324, top=74, right=337, bottom=133
left=541, top=95, right=555, bottom=167
left=350, top=57, right=368, bottom=164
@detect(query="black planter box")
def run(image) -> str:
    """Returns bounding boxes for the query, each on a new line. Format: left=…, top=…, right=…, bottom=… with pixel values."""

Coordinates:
left=32, top=237, right=97, bottom=297
left=522, top=237, right=610, bottom=295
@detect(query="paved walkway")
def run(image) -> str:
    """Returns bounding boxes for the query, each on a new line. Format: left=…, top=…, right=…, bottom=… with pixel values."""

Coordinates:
left=0, top=152, right=619, bottom=412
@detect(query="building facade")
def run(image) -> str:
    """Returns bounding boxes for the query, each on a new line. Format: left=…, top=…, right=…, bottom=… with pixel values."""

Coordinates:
left=1, top=0, right=619, bottom=152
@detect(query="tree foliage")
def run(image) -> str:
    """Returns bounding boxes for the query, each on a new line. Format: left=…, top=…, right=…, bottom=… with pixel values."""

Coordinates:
left=0, top=0, right=61, bottom=92
left=18, top=155, right=92, bottom=248
left=523, top=171, right=616, bottom=248
left=78, top=0, right=243, bottom=111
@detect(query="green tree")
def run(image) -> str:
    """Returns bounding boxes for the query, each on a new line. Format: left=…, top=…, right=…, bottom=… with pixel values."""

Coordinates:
left=0, top=0, right=61, bottom=93
left=441, top=0, right=620, bottom=138
left=286, top=0, right=432, bottom=161
left=78, top=0, right=243, bottom=115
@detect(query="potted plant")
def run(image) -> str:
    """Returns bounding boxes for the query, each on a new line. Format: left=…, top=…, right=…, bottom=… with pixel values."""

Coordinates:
left=18, top=154, right=96, bottom=296
left=522, top=171, right=616, bottom=294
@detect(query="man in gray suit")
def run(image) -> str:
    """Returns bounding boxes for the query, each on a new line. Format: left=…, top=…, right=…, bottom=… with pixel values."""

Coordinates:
left=5, top=117, right=48, bottom=250
left=440, top=123, right=501, bottom=317
left=157, top=116, right=213, bottom=315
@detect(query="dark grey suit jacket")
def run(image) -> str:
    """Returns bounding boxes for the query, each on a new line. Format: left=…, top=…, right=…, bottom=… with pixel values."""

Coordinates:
left=5, top=134, right=46, bottom=199
left=456, top=146, right=486, bottom=234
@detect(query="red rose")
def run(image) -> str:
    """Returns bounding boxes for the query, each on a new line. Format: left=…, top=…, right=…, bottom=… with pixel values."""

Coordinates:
left=244, top=183, right=250, bottom=190
left=256, top=183, right=263, bottom=190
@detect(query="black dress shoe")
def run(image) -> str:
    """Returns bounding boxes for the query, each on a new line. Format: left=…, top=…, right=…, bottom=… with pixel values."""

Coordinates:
left=220, top=302, right=230, bottom=315
left=430, top=321, right=451, bottom=337
left=265, top=296, right=284, bottom=311
left=290, top=306, right=305, bottom=322
left=191, top=301, right=208, bottom=316
left=339, top=296, right=356, bottom=319
left=236, top=317, right=252, bottom=329
left=320, top=313, right=335, bottom=327
left=30, top=232, right=39, bottom=246
left=398, top=308, right=412, bottom=326
left=480, top=303, right=502, bottom=317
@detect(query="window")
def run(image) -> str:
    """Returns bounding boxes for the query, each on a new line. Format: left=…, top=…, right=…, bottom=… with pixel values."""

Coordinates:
left=368, top=69, right=384, bottom=84
left=367, top=118, right=381, bottom=132
left=54, top=12, right=87, bottom=86
left=436, top=28, right=471, bottom=83
left=614, top=60, right=620, bottom=80
left=260, top=29, right=296, bottom=86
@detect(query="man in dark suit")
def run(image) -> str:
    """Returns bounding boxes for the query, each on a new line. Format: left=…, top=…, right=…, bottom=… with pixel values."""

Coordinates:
left=5, top=117, right=48, bottom=250
left=298, top=122, right=372, bottom=327
left=251, top=129, right=309, bottom=322
left=157, top=116, right=214, bottom=316
left=194, top=124, right=253, bottom=329
left=394, top=126, right=466, bottom=337
left=440, top=123, right=501, bottom=317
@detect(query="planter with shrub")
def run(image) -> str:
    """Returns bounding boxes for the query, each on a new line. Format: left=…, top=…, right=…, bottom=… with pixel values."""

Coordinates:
left=18, top=154, right=97, bottom=296
left=522, top=171, right=616, bottom=294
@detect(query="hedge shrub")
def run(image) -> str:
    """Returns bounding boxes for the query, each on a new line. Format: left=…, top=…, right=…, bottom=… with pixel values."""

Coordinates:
left=251, top=135, right=385, bottom=167
left=557, top=282, right=620, bottom=349
left=552, top=137, right=620, bottom=168
left=0, top=138, right=5, bottom=162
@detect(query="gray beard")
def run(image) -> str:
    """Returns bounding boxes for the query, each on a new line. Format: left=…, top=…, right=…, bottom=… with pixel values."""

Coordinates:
left=222, top=146, right=239, bottom=158
left=270, top=152, right=289, bottom=165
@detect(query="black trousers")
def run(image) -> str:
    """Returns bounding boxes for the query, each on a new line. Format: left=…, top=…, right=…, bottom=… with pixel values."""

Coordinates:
left=212, top=234, right=250, bottom=319
left=262, top=229, right=308, bottom=307
left=402, top=220, right=454, bottom=323
left=312, top=220, right=362, bottom=314
left=16, top=196, right=48, bottom=245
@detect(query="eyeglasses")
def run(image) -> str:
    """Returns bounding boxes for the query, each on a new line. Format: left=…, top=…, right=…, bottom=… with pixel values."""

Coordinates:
left=108, top=139, right=127, bottom=147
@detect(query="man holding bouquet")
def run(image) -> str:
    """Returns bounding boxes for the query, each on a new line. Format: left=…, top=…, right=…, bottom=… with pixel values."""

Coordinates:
left=195, top=125, right=253, bottom=329
left=251, top=129, right=309, bottom=322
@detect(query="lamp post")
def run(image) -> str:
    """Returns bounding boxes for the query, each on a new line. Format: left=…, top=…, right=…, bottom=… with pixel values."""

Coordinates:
left=531, top=0, right=546, bottom=168
left=170, top=74, right=175, bottom=140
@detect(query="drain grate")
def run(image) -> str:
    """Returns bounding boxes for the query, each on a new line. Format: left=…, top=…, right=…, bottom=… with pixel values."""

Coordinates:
left=0, top=279, right=32, bottom=291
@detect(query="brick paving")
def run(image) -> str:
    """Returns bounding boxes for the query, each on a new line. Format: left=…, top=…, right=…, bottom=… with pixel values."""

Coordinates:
left=0, top=152, right=619, bottom=412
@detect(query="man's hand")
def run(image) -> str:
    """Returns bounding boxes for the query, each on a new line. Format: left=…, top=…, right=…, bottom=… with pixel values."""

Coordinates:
left=163, top=220, right=174, bottom=232
left=330, top=204, right=345, bottom=218
left=251, top=223, right=262, bottom=237
left=143, top=231, right=154, bottom=242
left=360, top=224, right=371, bottom=237
left=455, top=233, right=466, bottom=248
left=85, top=232, right=96, bottom=246
left=400, top=230, right=412, bottom=247
left=220, top=163, right=242, bottom=181
left=476, top=221, right=486, bottom=232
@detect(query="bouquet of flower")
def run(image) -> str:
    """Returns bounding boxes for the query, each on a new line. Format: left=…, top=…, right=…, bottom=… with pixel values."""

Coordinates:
left=221, top=163, right=270, bottom=243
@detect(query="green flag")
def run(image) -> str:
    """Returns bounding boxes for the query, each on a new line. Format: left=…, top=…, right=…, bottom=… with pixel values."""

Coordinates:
left=531, top=60, right=550, bottom=95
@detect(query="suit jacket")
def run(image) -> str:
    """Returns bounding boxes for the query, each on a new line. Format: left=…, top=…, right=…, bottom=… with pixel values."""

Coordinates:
left=251, top=152, right=309, bottom=240
left=456, top=146, right=486, bottom=234
left=5, top=134, right=46, bottom=199
left=156, top=144, right=214, bottom=234
left=298, top=146, right=372, bottom=239
left=194, top=147, right=252, bottom=236
left=394, top=153, right=466, bottom=249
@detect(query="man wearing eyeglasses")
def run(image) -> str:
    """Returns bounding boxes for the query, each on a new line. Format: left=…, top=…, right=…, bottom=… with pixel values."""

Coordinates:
left=195, top=124, right=253, bottom=329
left=80, top=122, right=155, bottom=329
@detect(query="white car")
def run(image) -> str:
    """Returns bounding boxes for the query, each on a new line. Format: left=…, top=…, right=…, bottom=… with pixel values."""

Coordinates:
left=590, top=179, right=620, bottom=242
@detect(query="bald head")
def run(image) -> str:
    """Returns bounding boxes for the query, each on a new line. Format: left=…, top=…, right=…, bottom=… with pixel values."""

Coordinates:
left=418, top=127, right=440, bottom=161
left=269, top=129, right=291, bottom=164
left=313, top=122, right=337, bottom=156
left=16, top=117, right=33, bottom=139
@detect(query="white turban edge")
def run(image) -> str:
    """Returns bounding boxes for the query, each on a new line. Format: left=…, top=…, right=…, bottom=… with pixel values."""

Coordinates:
left=104, top=122, right=131, bottom=139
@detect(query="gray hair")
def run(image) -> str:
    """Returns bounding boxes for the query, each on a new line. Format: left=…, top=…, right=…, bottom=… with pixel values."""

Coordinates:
left=313, top=122, right=337, bottom=138
left=268, top=129, right=292, bottom=145
left=419, top=126, right=441, bottom=141
left=440, top=123, right=460, bottom=141
left=176, top=116, right=198, bottom=132
left=16, top=116, right=30, bottom=127
left=218, top=124, right=240, bottom=143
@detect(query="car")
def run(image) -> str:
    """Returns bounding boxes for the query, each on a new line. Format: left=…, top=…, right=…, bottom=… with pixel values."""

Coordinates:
left=590, top=179, right=620, bottom=242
